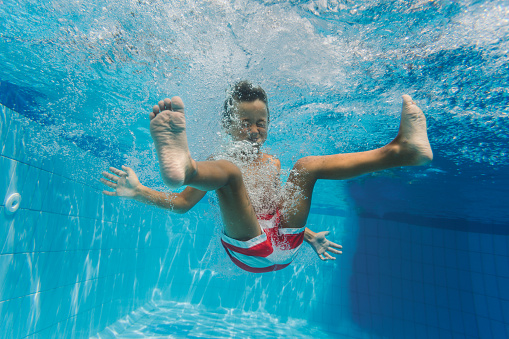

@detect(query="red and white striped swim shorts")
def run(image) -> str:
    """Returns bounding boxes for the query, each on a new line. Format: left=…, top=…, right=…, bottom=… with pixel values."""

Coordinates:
left=220, top=211, right=305, bottom=273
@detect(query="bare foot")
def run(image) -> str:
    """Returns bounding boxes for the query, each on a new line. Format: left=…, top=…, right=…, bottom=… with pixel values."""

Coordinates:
left=149, top=96, right=196, bottom=188
left=391, top=95, right=433, bottom=166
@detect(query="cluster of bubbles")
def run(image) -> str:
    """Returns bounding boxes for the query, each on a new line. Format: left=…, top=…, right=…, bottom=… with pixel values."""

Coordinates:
left=212, top=140, right=285, bottom=216
left=1, top=0, right=508, bottom=187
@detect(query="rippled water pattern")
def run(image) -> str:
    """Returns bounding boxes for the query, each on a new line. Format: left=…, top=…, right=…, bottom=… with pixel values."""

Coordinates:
left=93, top=301, right=338, bottom=339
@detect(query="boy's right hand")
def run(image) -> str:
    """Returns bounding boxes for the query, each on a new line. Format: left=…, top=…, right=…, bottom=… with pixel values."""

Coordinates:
left=307, top=231, right=342, bottom=261
left=101, top=165, right=141, bottom=198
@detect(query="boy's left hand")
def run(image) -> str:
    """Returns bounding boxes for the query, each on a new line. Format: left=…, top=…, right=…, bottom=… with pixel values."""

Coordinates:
left=308, top=231, right=342, bottom=260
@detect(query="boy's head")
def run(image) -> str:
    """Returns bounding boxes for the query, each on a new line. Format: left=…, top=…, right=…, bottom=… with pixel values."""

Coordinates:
left=223, top=80, right=269, bottom=146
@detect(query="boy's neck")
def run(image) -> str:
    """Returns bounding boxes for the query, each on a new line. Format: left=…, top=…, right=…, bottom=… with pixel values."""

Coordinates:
left=227, top=140, right=264, bottom=161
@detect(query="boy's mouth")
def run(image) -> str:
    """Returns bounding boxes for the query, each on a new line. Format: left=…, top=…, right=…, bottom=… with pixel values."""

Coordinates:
left=248, top=139, right=262, bottom=148
left=248, top=135, right=264, bottom=144
left=228, top=140, right=261, bottom=156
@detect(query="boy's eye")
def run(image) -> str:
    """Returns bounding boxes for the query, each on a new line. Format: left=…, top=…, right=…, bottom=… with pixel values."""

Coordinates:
left=257, top=122, right=266, bottom=128
left=241, top=121, right=251, bottom=128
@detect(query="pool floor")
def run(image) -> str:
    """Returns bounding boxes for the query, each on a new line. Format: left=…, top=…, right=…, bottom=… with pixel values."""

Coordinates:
left=92, top=301, right=338, bottom=338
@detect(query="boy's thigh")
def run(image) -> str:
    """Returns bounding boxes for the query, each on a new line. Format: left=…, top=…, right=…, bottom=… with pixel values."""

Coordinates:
left=279, top=164, right=317, bottom=229
left=278, top=192, right=314, bottom=229
left=216, top=174, right=262, bottom=241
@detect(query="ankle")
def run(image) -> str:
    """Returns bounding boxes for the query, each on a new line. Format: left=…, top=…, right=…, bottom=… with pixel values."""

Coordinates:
left=384, top=140, right=401, bottom=156
left=382, top=141, right=406, bottom=166
left=386, top=137, right=430, bottom=167
left=184, top=159, right=198, bottom=185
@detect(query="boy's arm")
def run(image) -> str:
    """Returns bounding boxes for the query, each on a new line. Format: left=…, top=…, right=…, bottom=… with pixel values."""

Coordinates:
left=134, top=185, right=206, bottom=214
left=304, top=228, right=342, bottom=260
left=101, top=165, right=206, bottom=214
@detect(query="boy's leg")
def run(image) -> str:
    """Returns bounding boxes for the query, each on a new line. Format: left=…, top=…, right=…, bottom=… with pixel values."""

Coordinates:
left=279, top=95, right=433, bottom=229
left=150, top=97, right=261, bottom=241
left=192, top=160, right=262, bottom=241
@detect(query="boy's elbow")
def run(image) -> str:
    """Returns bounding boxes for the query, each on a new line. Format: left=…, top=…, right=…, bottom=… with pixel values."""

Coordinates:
left=172, top=201, right=192, bottom=214
left=173, top=207, right=190, bottom=214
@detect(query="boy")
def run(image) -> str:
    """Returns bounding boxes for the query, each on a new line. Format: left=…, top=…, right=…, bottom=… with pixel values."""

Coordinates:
left=101, top=81, right=432, bottom=273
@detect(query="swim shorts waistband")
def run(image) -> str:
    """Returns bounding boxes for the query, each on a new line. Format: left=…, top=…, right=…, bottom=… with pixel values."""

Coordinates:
left=221, top=213, right=305, bottom=273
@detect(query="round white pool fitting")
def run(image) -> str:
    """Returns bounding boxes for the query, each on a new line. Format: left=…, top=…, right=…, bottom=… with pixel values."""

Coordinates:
left=5, top=193, right=22, bottom=215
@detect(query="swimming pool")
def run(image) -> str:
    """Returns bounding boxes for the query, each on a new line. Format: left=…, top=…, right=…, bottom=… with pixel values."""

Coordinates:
left=1, top=0, right=508, bottom=338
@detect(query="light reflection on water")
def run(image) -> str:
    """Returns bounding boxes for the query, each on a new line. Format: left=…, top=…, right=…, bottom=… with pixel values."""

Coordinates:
left=94, top=301, right=333, bottom=338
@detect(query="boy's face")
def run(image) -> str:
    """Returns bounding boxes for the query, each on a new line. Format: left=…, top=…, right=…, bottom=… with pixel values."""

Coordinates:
left=228, top=99, right=268, bottom=146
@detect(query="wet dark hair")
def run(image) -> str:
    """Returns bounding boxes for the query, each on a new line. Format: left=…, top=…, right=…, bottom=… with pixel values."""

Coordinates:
left=222, top=80, right=269, bottom=129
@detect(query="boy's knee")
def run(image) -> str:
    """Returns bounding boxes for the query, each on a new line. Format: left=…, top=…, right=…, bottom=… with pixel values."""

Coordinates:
left=218, top=160, right=243, bottom=183
left=293, top=156, right=317, bottom=172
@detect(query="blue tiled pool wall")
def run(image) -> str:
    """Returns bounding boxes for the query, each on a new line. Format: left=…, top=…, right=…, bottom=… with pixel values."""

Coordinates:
left=349, top=217, right=509, bottom=339
left=0, top=104, right=185, bottom=338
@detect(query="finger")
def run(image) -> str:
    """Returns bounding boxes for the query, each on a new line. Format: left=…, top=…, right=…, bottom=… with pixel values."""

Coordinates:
left=102, top=190, right=117, bottom=196
left=102, top=171, right=119, bottom=182
left=324, top=252, right=336, bottom=260
left=122, top=165, right=135, bottom=176
left=324, top=231, right=330, bottom=236
left=170, top=96, right=185, bottom=113
left=328, top=248, right=342, bottom=255
left=100, top=178, right=117, bottom=189
left=109, top=166, right=127, bottom=177
left=329, top=241, right=342, bottom=249
left=163, top=98, right=172, bottom=111
left=319, top=254, right=325, bottom=261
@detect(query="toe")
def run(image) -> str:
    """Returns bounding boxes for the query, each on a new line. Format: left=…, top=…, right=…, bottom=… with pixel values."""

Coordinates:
left=402, top=94, right=413, bottom=105
left=158, top=100, right=165, bottom=112
left=163, top=98, right=172, bottom=111
left=150, top=105, right=159, bottom=120
left=170, top=96, right=185, bottom=113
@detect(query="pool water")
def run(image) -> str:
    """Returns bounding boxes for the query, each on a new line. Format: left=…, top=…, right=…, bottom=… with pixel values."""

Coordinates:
left=93, top=301, right=337, bottom=338
left=1, top=0, right=509, bottom=338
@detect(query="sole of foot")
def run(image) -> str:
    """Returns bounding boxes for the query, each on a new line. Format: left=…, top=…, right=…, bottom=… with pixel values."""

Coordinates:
left=149, top=96, right=196, bottom=189
left=395, top=95, right=433, bottom=166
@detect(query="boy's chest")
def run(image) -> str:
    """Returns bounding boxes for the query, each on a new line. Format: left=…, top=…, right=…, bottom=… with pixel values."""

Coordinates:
left=240, top=158, right=280, bottom=190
